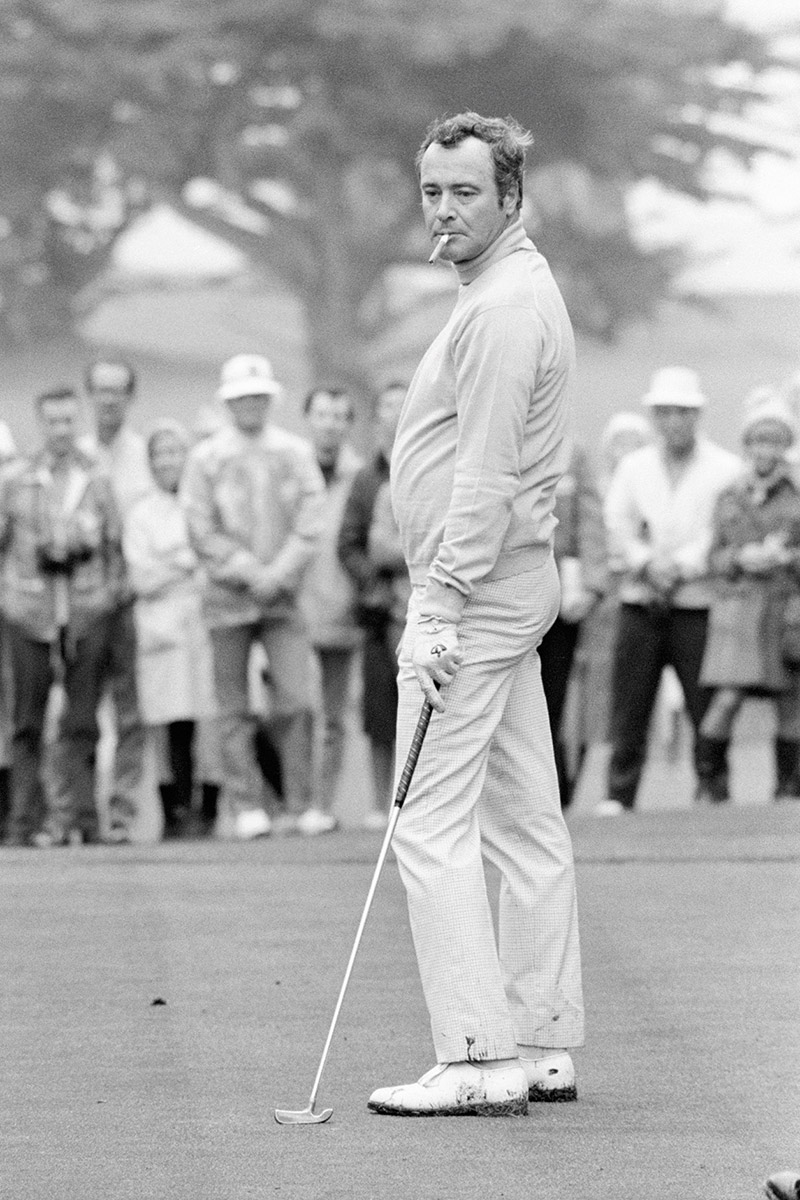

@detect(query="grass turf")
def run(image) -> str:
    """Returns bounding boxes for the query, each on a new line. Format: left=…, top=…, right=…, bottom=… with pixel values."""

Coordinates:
left=2, top=803, right=798, bottom=1200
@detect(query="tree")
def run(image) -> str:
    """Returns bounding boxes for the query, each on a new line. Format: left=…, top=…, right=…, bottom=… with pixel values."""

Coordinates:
left=0, top=0, right=774, bottom=392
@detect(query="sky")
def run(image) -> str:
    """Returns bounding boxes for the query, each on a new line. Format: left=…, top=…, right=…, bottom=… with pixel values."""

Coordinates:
left=726, top=0, right=799, bottom=29
left=623, top=0, right=800, bottom=294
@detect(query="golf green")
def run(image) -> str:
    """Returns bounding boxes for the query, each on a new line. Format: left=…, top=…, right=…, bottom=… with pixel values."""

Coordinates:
left=3, top=803, right=798, bottom=1200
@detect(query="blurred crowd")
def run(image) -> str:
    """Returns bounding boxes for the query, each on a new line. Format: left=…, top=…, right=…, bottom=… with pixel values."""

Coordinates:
left=1, top=352, right=799, bottom=848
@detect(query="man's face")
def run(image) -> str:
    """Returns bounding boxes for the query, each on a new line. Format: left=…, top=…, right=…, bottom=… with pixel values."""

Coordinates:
left=305, top=393, right=352, bottom=459
left=39, top=397, right=79, bottom=457
left=419, top=136, right=517, bottom=265
left=651, top=406, right=700, bottom=456
left=227, top=393, right=272, bottom=436
left=375, top=385, right=406, bottom=454
left=91, top=389, right=131, bottom=442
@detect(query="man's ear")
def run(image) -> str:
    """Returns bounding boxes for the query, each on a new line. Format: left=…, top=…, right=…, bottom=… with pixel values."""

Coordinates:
left=502, top=184, right=520, bottom=217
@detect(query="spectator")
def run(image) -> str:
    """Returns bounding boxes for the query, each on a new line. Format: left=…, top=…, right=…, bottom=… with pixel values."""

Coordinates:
left=601, top=367, right=742, bottom=814
left=700, top=391, right=800, bottom=802
left=566, top=412, right=656, bottom=806
left=81, top=359, right=152, bottom=842
left=538, top=442, right=607, bottom=806
left=368, top=481, right=411, bottom=671
left=598, top=412, right=653, bottom=495
left=299, top=387, right=364, bottom=834
left=182, top=354, right=324, bottom=839
left=594, top=411, right=656, bottom=711
left=0, top=388, right=125, bottom=846
left=191, top=398, right=284, bottom=815
left=124, top=420, right=219, bottom=837
left=0, top=420, right=18, bottom=842
left=338, top=380, right=408, bottom=828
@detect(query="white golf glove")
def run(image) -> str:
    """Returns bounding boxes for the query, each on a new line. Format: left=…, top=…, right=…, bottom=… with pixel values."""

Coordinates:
left=412, top=617, right=463, bottom=712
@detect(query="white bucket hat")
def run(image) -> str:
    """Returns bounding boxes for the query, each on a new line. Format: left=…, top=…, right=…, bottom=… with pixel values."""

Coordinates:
left=642, top=367, right=706, bottom=409
left=217, top=354, right=281, bottom=403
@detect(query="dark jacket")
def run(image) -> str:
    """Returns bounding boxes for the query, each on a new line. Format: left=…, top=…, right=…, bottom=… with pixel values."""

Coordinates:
left=337, top=452, right=396, bottom=631
left=702, top=465, right=800, bottom=690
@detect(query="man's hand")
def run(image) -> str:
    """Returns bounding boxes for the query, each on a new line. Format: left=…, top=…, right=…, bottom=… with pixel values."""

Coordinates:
left=412, top=619, right=463, bottom=712
left=643, top=555, right=682, bottom=597
left=560, top=587, right=597, bottom=625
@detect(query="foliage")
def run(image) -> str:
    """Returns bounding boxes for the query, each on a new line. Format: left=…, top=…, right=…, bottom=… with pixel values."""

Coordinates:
left=0, top=0, right=771, bottom=387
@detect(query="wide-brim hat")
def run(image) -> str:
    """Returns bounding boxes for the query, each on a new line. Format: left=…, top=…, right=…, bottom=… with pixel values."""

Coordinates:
left=642, top=367, right=706, bottom=409
left=217, top=354, right=281, bottom=403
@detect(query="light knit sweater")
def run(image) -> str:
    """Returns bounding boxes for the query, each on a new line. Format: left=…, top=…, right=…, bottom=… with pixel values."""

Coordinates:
left=391, top=218, right=574, bottom=624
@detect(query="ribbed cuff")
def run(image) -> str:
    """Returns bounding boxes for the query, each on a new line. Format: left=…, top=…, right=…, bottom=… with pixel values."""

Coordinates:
left=419, top=578, right=467, bottom=624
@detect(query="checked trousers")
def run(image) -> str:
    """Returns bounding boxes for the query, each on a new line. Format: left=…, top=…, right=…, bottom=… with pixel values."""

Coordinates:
left=392, top=562, right=585, bottom=1065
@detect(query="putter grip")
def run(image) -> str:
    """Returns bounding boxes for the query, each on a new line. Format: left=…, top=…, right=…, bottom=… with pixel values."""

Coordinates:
left=393, top=698, right=434, bottom=811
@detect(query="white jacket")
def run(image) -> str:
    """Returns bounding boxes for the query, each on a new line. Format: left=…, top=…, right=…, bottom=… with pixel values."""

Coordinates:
left=604, top=435, right=742, bottom=608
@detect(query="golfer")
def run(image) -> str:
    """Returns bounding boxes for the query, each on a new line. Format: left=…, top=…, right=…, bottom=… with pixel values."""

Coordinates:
left=368, top=112, right=584, bottom=1116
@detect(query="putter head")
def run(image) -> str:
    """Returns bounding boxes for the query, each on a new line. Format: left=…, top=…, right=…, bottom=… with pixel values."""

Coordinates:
left=274, top=1104, right=333, bottom=1125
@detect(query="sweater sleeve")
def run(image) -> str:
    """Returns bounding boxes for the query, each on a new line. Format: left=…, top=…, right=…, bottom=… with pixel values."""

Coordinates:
left=422, top=305, right=544, bottom=622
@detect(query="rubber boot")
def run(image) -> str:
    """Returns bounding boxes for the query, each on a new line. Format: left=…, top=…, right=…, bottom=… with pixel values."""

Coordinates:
left=694, top=735, right=730, bottom=803
left=774, top=738, right=800, bottom=800
left=159, top=783, right=184, bottom=840
left=0, top=767, right=10, bottom=843
left=200, top=782, right=220, bottom=836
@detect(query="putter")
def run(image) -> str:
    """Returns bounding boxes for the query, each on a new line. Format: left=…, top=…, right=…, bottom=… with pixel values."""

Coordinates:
left=275, top=693, right=436, bottom=1125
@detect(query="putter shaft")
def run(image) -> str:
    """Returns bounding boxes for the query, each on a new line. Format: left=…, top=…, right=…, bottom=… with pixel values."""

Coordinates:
left=275, top=697, right=434, bottom=1126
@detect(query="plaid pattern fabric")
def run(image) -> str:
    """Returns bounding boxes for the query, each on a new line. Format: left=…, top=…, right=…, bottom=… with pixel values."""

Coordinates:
left=0, top=450, right=125, bottom=642
left=392, top=562, right=584, bottom=1063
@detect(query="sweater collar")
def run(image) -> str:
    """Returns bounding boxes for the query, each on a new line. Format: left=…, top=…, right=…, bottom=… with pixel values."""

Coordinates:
left=453, top=217, right=533, bottom=286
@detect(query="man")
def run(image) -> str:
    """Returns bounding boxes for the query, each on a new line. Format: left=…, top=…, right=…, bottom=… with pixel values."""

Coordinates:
left=337, top=381, right=408, bottom=828
left=601, top=366, right=743, bottom=814
left=182, top=354, right=324, bottom=839
left=0, top=389, right=125, bottom=845
left=81, top=359, right=152, bottom=842
left=539, top=442, right=608, bottom=806
left=0, top=419, right=18, bottom=842
left=367, top=112, right=584, bottom=1118
left=298, top=387, right=364, bottom=835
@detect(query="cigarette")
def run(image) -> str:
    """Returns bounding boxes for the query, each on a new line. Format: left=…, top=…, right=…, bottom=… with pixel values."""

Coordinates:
left=428, top=233, right=451, bottom=264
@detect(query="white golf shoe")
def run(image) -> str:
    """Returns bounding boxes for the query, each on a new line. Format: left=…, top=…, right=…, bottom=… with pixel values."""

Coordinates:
left=367, top=1060, right=529, bottom=1117
left=519, top=1051, right=577, bottom=1101
left=233, top=808, right=272, bottom=840
left=296, top=808, right=338, bottom=836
